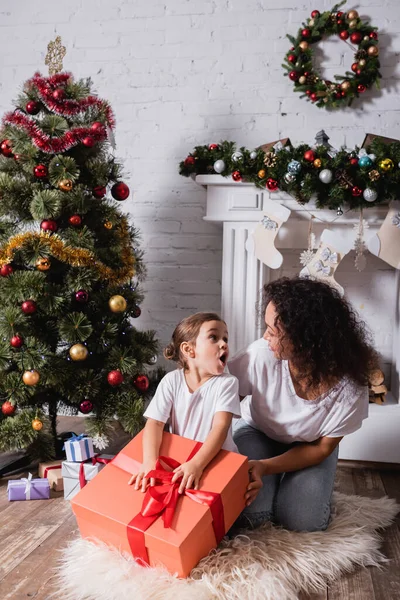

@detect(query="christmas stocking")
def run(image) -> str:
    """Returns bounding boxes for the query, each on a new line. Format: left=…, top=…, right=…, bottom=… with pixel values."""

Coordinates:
left=299, top=229, right=353, bottom=296
left=252, top=199, right=291, bottom=269
left=367, top=201, right=400, bottom=269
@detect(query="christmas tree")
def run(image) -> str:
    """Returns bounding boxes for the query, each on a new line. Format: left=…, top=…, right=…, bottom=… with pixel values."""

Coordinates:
left=0, top=38, right=161, bottom=459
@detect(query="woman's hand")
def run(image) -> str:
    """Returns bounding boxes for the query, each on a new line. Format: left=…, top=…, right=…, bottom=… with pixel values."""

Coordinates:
left=129, top=461, right=157, bottom=492
left=245, top=459, right=265, bottom=506
left=171, top=459, right=204, bottom=494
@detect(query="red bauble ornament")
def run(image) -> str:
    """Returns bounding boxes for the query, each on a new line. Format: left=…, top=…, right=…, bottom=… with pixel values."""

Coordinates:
left=370, top=31, right=378, bottom=40
left=208, top=143, right=219, bottom=150
left=21, top=299, right=37, bottom=315
left=350, top=32, right=363, bottom=44
left=306, top=90, right=312, bottom=96
left=107, top=370, right=124, bottom=386
left=34, top=164, right=48, bottom=178
left=184, top=156, right=195, bottom=167
left=133, top=374, right=150, bottom=392
left=40, top=219, right=58, bottom=233
left=266, top=178, right=278, bottom=191
left=232, top=170, right=242, bottom=182
left=79, top=399, right=93, bottom=414
left=1, top=401, right=15, bottom=416
left=91, top=121, right=104, bottom=132
left=0, top=264, right=13, bottom=277
left=311, top=10, right=320, bottom=18
left=337, top=11, right=344, bottom=18
left=69, top=214, right=82, bottom=226
left=82, top=136, right=95, bottom=148
left=352, top=186, right=363, bottom=197
left=1, top=139, right=13, bottom=157
left=52, top=88, right=65, bottom=100
left=304, top=150, right=316, bottom=162
left=351, top=62, right=359, bottom=73
left=289, top=70, right=299, bottom=82
left=350, top=157, right=359, bottom=166
left=92, top=186, right=107, bottom=198
left=337, top=19, right=343, bottom=26
left=335, top=92, right=342, bottom=99
left=26, top=100, right=40, bottom=115
left=111, top=182, right=130, bottom=201
left=132, top=305, right=142, bottom=318
left=10, top=335, right=23, bottom=348
left=357, top=84, right=366, bottom=93
left=356, top=69, right=362, bottom=76
left=302, top=28, right=311, bottom=38
left=75, top=290, right=89, bottom=303
left=14, top=154, right=21, bottom=161
left=339, top=30, right=349, bottom=40
left=310, top=92, right=318, bottom=101
left=341, top=91, right=347, bottom=97
left=287, top=54, right=296, bottom=63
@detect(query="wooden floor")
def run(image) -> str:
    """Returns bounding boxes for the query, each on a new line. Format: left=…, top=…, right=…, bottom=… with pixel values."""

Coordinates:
left=0, top=418, right=399, bottom=600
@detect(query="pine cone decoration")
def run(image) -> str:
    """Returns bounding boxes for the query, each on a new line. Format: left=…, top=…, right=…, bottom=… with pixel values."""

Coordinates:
left=263, top=151, right=277, bottom=167
left=369, top=169, right=380, bottom=181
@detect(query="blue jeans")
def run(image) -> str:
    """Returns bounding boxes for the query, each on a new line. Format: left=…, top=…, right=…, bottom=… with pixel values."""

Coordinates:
left=233, top=419, right=339, bottom=532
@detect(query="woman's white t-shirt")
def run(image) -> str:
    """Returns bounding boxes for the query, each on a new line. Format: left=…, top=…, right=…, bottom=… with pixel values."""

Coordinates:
left=143, top=369, right=240, bottom=451
left=228, top=338, right=369, bottom=444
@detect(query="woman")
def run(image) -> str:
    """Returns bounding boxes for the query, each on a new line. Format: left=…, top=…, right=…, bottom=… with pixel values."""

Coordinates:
left=229, top=277, right=379, bottom=532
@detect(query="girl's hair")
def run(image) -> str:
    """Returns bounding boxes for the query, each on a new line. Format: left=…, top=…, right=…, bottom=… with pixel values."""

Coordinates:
left=262, top=277, right=380, bottom=387
left=164, top=312, right=224, bottom=369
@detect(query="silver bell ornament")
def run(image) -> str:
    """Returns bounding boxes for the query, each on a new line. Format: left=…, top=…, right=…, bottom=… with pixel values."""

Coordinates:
left=319, top=169, right=333, bottom=184
left=232, top=151, right=243, bottom=162
left=213, top=159, right=225, bottom=174
left=287, top=160, right=302, bottom=175
left=363, top=188, right=378, bottom=202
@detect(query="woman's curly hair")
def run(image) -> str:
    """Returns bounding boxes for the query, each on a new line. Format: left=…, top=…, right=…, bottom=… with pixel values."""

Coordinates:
left=262, top=277, right=380, bottom=387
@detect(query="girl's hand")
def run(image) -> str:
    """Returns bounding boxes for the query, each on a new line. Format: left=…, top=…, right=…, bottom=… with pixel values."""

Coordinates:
left=129, top=461, right=156, bottom=492
left=171, top=459, right=204, bottom=494
left=245, top=460, right=265, bottom=506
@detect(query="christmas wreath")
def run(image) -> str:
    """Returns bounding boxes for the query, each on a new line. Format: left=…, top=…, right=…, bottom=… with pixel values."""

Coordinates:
left=283, top=2, right=381, bottom=109
left=179, top=134, right=400, bottom=212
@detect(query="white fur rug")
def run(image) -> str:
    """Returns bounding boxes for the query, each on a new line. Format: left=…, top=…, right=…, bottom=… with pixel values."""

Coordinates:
left=57, top=492, right=398, bottom=600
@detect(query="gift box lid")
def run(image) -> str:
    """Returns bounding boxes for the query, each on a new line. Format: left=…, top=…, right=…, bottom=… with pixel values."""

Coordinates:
left=258, top=138, right=291, bottom=153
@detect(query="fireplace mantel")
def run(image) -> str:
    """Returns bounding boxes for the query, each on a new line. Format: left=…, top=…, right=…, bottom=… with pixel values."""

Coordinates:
left=197, top=175, right=400, bottom=463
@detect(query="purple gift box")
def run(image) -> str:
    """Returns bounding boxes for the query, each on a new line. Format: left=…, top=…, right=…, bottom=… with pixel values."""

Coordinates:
left=7, top=473, right=50, bottom=501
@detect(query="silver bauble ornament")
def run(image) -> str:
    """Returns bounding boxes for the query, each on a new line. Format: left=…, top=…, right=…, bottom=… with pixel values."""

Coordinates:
left=149, top=355, right=158, bottom=364
left=287, top=160, right=301, bottom=175
left=363, top=188, right=378, bottom=202
left=232, top=151, right=243, bottom=162
left=319, top=169, right=333, bottom=184
left=250, top=151, right=257, bottom=159
left=284, top=172, right=296, bottom=183
left=213, top=159, right=225, bottom=173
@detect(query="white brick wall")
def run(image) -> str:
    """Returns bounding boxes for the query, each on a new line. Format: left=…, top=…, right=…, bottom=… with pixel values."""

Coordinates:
left=1, top=0, right=399, bottom=366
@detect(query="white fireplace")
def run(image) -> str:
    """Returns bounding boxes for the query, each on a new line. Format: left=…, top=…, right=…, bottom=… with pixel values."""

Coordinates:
left=198, top=175, right=400, bottom=464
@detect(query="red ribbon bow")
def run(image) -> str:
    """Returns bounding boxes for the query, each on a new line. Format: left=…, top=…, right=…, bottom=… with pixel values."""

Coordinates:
left=78, top=454, right=112, bottom=489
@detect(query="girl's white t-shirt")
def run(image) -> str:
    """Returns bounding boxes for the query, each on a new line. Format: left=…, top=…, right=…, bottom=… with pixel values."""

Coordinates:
left=143, top=369, right=240, bottom=451
left=228, top=338, right=369, bottom=444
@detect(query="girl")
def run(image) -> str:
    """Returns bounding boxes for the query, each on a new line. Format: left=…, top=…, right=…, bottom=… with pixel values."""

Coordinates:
left=131, top=312, right=240, bottom=495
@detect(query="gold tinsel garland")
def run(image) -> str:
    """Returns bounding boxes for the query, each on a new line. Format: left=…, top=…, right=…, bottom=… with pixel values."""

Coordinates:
left=0, top=218, right=135, bottom=284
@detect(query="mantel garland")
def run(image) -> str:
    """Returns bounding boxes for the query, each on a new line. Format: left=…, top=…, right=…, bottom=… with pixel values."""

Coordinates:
left=283, top=2, right=381, bottom=109
left=179, top=137, right=400, bottom=212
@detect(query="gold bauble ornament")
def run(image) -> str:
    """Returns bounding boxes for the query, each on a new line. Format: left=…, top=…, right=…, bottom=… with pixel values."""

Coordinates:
left=32, top=418, right=43, bottom=431
left=104, top=221, right=113, bottom=229
left=368, top=45, right=379, bottom=56
left=58, top=179, right=73, bottom=192
left=109, top=295, right=127, bottom=313
left=363, top=36, right=369, bottom=41
left=36, top=257, right=51, bottom=271
left=341, top=81, right=351, bottom=91
left=299, top=41, right=309, bottom=51
left=69, top=343, right=88, bottom=361
left=379, top=158, right=394, bottom=172
left=257, top=169, right=266, bottom=179
left=358, top=59, right=366, bottom=67
left=23, top=370, right=40, bottom=386
left=298, top=75, right=306, bottom=85
left=313, top=158, right=322, bottom=168
left=349, top=19, right=358, bottom=28
left=347, top=9, right=359, bottom=20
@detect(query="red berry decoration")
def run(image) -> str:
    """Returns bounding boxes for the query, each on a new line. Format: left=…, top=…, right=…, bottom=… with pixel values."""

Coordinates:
left=357, top=84, right=366, bottom=93
left=335, top=92, right=342, bottom=99
left=350, top=157, right=359, bottom=166
left=208, top=143, right=219, bottom=151
left=350, top=32, right=363, bottom=44
left=10, top=335, right=23, bottom=348
left=311, top=10, right=320, bottom=18
left=232, top=171, right=242, bottom=182
left=111, top=182, right=130, bottom=201
left=337, top=11, right=344, bottom=18
left=132, top=305, right=142, bottom=318
left=304, top=150, right=316, bottom=162
left=302, top=29, right=311, bottom=38
left=287, top=54, right=296, bottom=63
left=75, top=290, right=89, bottom=303
left=21, top=300, right=37, bottom=315
left=1, top=139, right=13, bottom=157
left=310, top=92, right=318, bottom=101
left=289, top=71, right=299, bottom=82
left=336, top=19, right=343, bottom=26
left=82, top=136, right=95, bottom=148
left=306, top=90, right=312, bottom=96
left=107, top=370, right=124, bottom=386
left=1, top=401, right=15, bottom=416
left=339, top=30, right=349, bottom=40
left=352, top=186, right=363, bottom=197
left=184, top=156, right=195, bottom=167
left=52, top=88, right=65, bottom=100
left=34, top=164, right=48, bottom=178
left=92, top=186, right=107, bottom=198
left=26, top=100, right=40, bottom=115
left=40, top=219, right=58, bottom=233
left=91, top=121, right=104, bottom=132
left=266, top=178, right=278, bottom=191
left=0, top=264, right=13, bottom=277
left=79, top=399, right=93, bottom=414
left=370, top=31, right=378, bottom=40
left=69, top=215, right=82, bottom=226
left=133, top=374, right=150, bottom=392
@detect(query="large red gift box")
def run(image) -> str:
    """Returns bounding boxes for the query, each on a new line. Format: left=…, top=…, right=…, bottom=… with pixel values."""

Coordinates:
left=71, top=431, right=248, bottom=577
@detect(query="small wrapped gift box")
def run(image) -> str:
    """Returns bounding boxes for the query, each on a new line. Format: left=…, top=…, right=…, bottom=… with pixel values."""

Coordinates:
left=64, top=434, right=94, bottom=462
left=62, top=455, right=113, bottom=501
left=8, top=473, right=50, bottom=501
left=38, top=460, right=63, bottom=492
left=71, top=431, right=249, bottom=577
